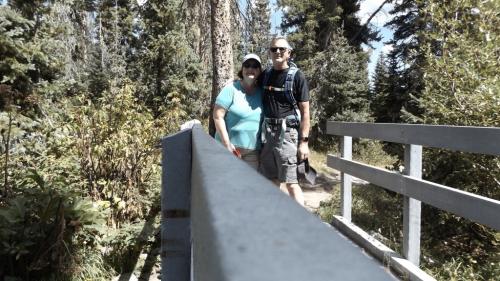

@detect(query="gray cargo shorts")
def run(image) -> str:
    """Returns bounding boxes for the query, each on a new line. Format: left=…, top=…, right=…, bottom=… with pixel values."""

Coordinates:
left=259, top=122, right=299, bottom=183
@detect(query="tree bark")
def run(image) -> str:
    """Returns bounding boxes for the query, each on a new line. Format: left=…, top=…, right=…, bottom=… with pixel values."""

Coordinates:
left=209, top=0, right=233, bottom=136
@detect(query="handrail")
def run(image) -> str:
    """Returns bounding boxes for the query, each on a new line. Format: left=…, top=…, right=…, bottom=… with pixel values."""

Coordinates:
left=161, top=125, right=398, bottom=281
left=327, top=157, right=500, bottom=230
left=327, top=122, right=500, bottom=156
left=326, top=121, right=500, bottom=278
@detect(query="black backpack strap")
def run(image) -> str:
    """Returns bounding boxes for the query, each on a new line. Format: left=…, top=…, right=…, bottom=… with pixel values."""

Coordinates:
left=284, top=66, right=300, bottom=121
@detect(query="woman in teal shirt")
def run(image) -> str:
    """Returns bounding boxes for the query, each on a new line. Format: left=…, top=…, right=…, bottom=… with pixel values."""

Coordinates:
left=213, top=54, right=263, bottom=170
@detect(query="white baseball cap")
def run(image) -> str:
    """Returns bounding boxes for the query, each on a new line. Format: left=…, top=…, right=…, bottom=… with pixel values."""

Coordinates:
left=242, top=53, right=262, bottom=65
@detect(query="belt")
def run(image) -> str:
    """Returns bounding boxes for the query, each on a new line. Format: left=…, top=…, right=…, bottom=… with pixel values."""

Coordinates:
left=264, top=116, right=300, bottom=128
left=264, top=118, right=283, bottom=125
left=261, top=116, right=300, bottom=146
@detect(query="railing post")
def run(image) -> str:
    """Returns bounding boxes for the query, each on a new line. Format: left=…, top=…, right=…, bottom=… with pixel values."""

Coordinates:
left=161, top=129, right=192, bottom=281
left=340, top=136, right=352, bottom=221
left=403, top=144, right=422, bottom=266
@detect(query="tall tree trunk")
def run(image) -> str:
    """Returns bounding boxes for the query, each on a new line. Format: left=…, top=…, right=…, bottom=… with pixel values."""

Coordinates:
left=209, top=0, right=233, bottom=136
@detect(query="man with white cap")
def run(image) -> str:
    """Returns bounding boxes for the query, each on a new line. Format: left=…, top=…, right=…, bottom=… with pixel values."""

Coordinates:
left=259, top=37, right=310, bottom=206
left=213, top=53, right=264, bottom=170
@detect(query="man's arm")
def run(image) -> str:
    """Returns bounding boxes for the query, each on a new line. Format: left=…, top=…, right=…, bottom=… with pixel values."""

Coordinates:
left=298, top=101, right=310, bottom=160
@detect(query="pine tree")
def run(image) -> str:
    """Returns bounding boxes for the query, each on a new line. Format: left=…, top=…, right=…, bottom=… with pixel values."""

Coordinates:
left=248, top=0, right=271, bottom=64
left=370, top=53, right=390, bottom=120
left=308, top=31, right=371, bottom=147
left=137, top=0, right=207, bottom=119
left=371, top=54, right=407, bottom=123
left=384, top=0, right=425, bottom=123
left=418, top=1, right=499, bottom=279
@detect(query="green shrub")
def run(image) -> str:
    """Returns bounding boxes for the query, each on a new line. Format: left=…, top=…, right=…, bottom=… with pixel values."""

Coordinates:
left=71, top=82, right=180, bottom=225
left=0, top=171, right=105, bottom=279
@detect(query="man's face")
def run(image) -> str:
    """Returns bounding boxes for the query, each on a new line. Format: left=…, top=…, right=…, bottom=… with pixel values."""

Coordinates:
left=269, top=39, right=291, bottom=64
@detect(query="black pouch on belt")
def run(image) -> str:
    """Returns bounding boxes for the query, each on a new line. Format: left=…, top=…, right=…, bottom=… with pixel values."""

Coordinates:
left=285, top=118, right=300, bottom=128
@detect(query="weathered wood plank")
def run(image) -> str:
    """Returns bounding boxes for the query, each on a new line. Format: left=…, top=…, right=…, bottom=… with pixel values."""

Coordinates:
left=341, top=136, right=353, bottom=221
left=161, top=129, right=192, bottom=281
left=403, top=145, right=422, bottom=266
left=327, top=155, right=500, bottom=230
left=326, top=122, right=500, bottom=156
left=331, top=216, right=436, bottom=281
left=190, top=126, right=398, bottom=281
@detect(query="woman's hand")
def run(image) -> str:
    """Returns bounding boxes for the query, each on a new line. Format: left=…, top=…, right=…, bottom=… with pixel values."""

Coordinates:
left=225, top=142, right=236, bottom=153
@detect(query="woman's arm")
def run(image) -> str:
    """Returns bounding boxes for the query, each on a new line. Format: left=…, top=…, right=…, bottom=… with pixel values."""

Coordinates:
left=213, top=104, right=235, bottom=152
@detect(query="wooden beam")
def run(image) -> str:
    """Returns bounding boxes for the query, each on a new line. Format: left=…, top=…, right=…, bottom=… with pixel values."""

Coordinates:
left=327, top=155, right=500, bottom=230
left=341, top=136, right=353, bottom=221
left=161, top=129, right=192, bottom=281
left=188, top=126, right=397, bottom=281
left=332, top=216, right=436, bottom=281
left=403, top=145, right=422, bottom=265
left=326, top=122, right=500, bottom=156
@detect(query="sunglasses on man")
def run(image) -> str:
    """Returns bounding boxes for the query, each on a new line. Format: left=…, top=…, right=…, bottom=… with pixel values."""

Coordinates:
left=269, top=47, right=288, bottom=53
left=243, top=61, right=260, bottom=69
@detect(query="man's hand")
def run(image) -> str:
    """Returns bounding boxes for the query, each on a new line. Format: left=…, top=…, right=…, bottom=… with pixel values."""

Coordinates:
left=298, top=142, right=309, bottom=161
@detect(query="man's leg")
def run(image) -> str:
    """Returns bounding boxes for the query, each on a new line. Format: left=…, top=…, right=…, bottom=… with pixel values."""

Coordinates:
left=277, top=127, right=304, bottom=204
left=278, top=182, right=290, bottom=195
left=285, top=183, right=304, bottom=206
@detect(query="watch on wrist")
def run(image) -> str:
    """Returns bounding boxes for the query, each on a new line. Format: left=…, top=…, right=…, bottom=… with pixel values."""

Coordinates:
left=300, top=136, right=309, bottom=142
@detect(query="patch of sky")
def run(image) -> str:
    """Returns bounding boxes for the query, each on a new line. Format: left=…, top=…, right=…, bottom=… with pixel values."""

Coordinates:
left=357, top=0, right=397, bottom=79
left=269, top=0, right=283, bottom=35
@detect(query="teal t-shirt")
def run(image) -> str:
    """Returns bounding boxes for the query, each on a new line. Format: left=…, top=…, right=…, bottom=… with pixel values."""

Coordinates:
left=215, top=80, right=263, bottom=150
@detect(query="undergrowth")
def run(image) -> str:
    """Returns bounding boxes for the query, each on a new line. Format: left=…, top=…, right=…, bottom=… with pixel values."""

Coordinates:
left=315, top=142, right=500, bottom=281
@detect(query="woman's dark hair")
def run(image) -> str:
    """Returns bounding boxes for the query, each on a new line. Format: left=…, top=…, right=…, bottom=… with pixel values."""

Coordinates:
left=237, top=59, right=262, bottom=79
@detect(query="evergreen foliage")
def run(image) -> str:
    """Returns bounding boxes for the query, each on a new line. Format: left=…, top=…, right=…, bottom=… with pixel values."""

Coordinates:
left=247, top=0, right=271, bottom=64
left=418, top=1, right=500, bottom=278
left=309, top=31, right=371, bottom=148
left=382, top=0, right=425, bottom=123
left=0, top=6, right=48, bottom=112
left=137, top=0, right=208, bottom=119
left=0, top=0, right=204, bottom=279
left=371, top=53, right=406, bottom=123
left=370, top=54, right=390, bottom=120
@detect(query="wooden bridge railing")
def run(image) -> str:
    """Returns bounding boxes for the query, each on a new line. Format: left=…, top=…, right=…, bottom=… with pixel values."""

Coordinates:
left=160, top=125, right=399, bottom=281
left=327, top=122, right=500, bottom=280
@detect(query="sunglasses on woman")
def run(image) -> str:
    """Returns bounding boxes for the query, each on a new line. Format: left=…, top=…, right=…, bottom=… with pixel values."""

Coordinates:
left=243, top=62, right=260, bottom=69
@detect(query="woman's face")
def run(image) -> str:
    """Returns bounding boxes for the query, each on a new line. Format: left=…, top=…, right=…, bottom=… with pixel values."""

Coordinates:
left=242, top=59, right=261, bottom=82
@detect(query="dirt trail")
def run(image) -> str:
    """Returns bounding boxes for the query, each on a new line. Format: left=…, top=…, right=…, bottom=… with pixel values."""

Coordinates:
left=301, top=173, right=340, bottom=212
left=301, top=170, right=368, bottom=212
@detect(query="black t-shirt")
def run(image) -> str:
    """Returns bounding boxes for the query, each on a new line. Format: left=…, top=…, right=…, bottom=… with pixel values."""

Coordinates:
left=259, top=68, right=309, bottom=118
